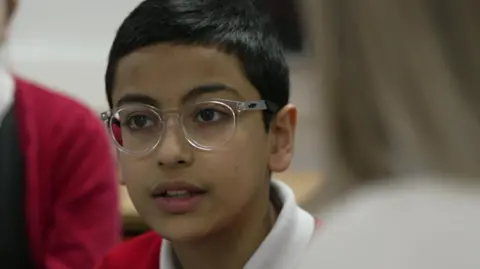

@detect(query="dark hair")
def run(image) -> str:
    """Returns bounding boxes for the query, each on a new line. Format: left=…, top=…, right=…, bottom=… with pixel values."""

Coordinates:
left=105, top=0, right=290, bottom=127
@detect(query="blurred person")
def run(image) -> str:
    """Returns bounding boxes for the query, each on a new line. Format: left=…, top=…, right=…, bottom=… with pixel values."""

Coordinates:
left=298, top=0, right=480, bottom=268
left=0, top=0, right=120, bottom=268
left=95, top=0, right=319, bottom=268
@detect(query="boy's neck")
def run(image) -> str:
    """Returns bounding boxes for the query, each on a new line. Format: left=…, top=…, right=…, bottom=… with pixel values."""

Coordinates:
left=171, top=188, right=278, bottom=269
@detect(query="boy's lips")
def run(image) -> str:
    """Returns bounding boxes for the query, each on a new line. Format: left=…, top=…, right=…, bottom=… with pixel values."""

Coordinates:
left=151, top=181, right=207, bottom=197
left=151, top=181, right=207, bottom=214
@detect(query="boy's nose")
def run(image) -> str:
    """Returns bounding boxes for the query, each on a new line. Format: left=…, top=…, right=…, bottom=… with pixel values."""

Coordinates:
left=155, top=120, right=193, bottom=168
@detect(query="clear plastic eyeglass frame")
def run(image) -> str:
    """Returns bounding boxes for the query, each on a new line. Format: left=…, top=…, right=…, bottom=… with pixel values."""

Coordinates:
left=100, top=98, right=275, bottom=155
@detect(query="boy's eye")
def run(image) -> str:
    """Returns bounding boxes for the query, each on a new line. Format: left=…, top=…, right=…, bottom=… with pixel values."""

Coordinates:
left=124, top=114, right=156, bottom=130
left=195, top=108, right=222, bottom=123
left=191, top=102, right=233, bottom=124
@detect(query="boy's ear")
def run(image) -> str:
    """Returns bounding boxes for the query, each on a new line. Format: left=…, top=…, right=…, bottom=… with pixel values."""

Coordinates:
left=268, top=104, right=297, bottom=173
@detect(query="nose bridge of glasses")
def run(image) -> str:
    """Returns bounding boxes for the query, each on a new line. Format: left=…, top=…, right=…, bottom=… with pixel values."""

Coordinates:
left=155, top=118, right=190, bottom=162
left=153, top=114, right=181, bottom=151
left=158, top=110, right=189, bottom=141
left=161, top=110, right=180, bottom=119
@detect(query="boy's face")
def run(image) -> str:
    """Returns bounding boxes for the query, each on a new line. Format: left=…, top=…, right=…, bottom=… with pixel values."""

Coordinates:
left=112, top=44, right=296, bottom=241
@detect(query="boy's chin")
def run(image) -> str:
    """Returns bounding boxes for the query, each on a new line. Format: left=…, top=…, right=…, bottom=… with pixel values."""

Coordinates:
left=150, top=216, right=218, bottom=242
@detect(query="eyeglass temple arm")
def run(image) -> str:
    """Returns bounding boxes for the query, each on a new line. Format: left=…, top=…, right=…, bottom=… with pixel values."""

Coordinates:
left=100, top=111, right=111, bottom=122
left=100, top=111, right=120, bottom=126
left=240, top=100, right=279, bottom=113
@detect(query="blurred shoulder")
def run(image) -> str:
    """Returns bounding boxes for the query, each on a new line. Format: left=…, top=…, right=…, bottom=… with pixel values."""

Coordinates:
left=15, top=77, right=95, bottom=116
left=14, top=77, right=105, bottom=136
left=300, top=177, right=480, bottom=268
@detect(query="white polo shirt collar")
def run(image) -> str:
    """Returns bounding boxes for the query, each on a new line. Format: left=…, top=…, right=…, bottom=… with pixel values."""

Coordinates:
left=160, top=179, right=316, bottom=269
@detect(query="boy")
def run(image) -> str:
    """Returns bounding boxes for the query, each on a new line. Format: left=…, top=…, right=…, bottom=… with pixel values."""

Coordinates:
left=97, top=0, right=317, bottom=268
left=0, top=0, right=120, bottom=268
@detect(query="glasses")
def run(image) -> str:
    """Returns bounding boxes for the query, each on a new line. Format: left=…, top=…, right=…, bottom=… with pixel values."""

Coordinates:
left=101, top=98, right=277, bottom=155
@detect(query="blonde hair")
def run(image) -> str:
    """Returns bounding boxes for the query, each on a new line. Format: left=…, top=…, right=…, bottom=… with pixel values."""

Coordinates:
left=301, top=0, right=480, bottom=209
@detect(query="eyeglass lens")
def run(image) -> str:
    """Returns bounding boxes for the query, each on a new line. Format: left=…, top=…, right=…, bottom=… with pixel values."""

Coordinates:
left=110, top=101, right=236, bottom=152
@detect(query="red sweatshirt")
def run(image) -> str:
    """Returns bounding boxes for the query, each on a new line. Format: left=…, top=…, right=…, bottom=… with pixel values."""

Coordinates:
left=14, top=77, right=121, bottom=268
left=95, top=232, right=161, bottom=269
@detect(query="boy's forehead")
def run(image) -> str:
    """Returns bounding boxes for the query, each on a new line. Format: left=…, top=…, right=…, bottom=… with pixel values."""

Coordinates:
left=113, top=43, right=260, bottom=107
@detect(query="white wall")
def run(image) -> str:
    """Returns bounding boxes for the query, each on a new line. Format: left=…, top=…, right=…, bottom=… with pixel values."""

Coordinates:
left=7, top=0, right=140, bottom=111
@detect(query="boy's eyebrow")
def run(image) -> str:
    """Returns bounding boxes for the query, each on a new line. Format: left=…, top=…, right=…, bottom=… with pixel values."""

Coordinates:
left=115, top=83, right=241, bottom=107
left=116, top=94, right=158, bottom=107
left=180, top=83, right=242, bottom=104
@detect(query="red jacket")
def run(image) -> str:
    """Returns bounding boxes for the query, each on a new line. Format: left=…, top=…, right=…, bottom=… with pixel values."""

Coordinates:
left=14, top=78, right=121, bottom=268
left=95, top=232, right=162, bottom=269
